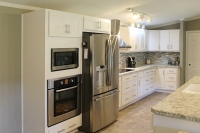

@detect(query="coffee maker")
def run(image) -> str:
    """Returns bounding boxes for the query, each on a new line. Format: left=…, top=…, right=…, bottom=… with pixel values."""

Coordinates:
left=127, top=56, right=136, bottom=68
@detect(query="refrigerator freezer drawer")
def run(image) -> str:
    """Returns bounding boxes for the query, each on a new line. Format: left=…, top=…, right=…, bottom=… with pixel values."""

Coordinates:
left=92, top=90, right=119, bottom=132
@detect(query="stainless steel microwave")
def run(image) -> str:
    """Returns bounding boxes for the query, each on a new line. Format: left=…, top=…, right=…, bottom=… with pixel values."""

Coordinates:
left=51, top=48, right=79, bottom=71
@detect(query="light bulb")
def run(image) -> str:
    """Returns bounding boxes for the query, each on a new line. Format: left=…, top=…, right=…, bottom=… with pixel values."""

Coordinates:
left=138, top=14, right=144, bottom=21
left=132, top=12, right=139, bottom=20
left=147, top=16, right=152, bottom=22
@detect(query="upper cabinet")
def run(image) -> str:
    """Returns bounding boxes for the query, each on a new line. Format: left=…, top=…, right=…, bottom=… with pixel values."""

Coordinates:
left=120, top=27, right=148, bottom=52
left=49, top=11, right=82, bottom=37
left=160, top=30, right=180, bottom=52
left=83, top=16, right=110, bottom=33
left=148, top=30, right=160, bottom=51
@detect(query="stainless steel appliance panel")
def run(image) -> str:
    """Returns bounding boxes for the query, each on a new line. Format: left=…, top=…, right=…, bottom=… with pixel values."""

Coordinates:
left=108, top=35, right=119, bottom=91
left=91, top=89, right=119, bottom=132
left=90, top=34, right=110, bottom=96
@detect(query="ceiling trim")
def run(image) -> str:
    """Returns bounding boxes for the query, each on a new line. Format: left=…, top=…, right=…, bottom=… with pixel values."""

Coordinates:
left=0, top=1, right=42, bottom=11
left=147, top=21, right=180, bottom=29
left=185, top=16, right=200, bottom=21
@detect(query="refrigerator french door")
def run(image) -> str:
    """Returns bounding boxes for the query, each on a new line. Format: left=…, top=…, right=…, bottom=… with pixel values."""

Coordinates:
left=79, top=33, right=119, bottom=133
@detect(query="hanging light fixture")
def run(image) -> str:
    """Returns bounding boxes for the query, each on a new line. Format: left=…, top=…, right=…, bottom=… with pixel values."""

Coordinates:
left=138, top=14, right=144, bottom=21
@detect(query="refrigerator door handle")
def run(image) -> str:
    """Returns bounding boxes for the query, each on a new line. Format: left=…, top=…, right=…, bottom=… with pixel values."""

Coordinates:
left=94, top=90, right=119, bottom=101
left=106, top=39, right=111, bottom=86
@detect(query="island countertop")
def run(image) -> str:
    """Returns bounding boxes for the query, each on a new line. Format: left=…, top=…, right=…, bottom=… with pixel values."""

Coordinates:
left=151, top=76, right=200, bottom=123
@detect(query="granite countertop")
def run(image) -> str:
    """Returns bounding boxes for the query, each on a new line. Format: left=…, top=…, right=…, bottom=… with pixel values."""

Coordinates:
left=151, top=76, right=200, bottom=123
left=119, top=64, right=180, bottom=76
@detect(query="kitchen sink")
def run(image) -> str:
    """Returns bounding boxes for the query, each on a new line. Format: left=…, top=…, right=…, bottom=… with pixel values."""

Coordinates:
left=182, top=84, right=200, bottom=94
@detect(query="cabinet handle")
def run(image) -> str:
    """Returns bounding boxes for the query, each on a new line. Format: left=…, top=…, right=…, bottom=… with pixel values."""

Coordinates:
left=58, top=129, right=66, bottom=133
left=171, top=45, right=172, bottom=49
left=169, top=77, right=174, bottom=79
left=68, top=24, right=70, bottom=33
left=151, top=86, right=153, bottom=88
left=133, top=84, right=136, bottom=86
left=146, top=89, right=148, bottom=90
left=139, top=80, right=140, bottom=86
left=69, top=124, right=76, bottom=128
left=126, top=78, right=130, bottom=80
left=169, top=86, right=173, bottom=87
left=146, top=80, right=149, bottom=81
left=65, top=24, right=69, bottom=33
left=163, top=71, right=164, bottom=75
left=125, top=98, right=129, bottom=100
left=125, top=87, right=129, bottom=90
left=99, top=21, right=101, bottom=29
left=133, top=95, right=136, bottom=97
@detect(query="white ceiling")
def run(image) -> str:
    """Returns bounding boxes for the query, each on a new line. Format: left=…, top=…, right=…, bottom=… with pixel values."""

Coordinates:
left=1, top=0, right=200, bottom=28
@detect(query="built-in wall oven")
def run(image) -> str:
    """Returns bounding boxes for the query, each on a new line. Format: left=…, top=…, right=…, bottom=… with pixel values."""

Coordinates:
left=47, top=75, right=81, bottom=127
left=51, top=48, right=79, bottom=71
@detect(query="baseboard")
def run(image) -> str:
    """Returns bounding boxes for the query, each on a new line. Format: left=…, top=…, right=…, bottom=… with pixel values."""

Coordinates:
left=155, top=89, right=174, bottom=93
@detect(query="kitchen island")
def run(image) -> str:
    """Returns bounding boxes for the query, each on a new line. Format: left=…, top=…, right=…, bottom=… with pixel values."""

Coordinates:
left=151, top=76, right=200, bottom=133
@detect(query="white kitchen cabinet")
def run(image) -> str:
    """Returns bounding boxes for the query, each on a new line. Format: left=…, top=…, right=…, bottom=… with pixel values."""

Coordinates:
left=49, top=11, right=82, bottom=37
left=138, top=77, right=143, bottom=97
left=160, top=30, right=180, bottom=51
left=170, top=30, right=180, bottom=51
left=83, top=16, right=110, bottom=33
left=140, top=29, right=149, bottom=51
left=160, top=30, right=170, bottom=51
left=157, top=68, right=165, bottom=89
left=148, top=30, right=160, bottom=51
left=164, top=68, right=179, bottom=90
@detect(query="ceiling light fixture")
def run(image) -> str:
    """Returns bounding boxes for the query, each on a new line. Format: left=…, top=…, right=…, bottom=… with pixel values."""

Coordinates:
left=132, top=12, right=139, bottom=20
left=147, top=16, right=152, bottom=22
left=136, top=23, right=140, bottom=28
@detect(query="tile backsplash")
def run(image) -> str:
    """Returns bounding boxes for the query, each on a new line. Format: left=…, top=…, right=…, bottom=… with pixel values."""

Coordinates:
left=119, top=52, right=180, bottom=68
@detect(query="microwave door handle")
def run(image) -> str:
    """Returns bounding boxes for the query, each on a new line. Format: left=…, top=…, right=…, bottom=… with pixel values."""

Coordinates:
left=56, top=85, right=79, bottom=93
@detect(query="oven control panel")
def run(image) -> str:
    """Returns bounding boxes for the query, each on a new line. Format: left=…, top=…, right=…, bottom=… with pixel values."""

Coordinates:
left=54, top=77, right=77, bottom=88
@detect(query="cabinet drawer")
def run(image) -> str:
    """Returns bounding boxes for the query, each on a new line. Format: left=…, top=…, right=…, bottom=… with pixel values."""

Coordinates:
left=121, top=80, right=137, bottom=94
left=48, top=115, right=81, bottom=133
left=143, top=69, right=151, bottom=77
left=165, top=82, right=177, bottom=90
left=143, top=75, right=152, bottom=85
left=129, top=90, right=137, bottom=101
left=150, top=75, right=155, bottom=83
left=165, top=74, right=177, bottom=81
left=165, top=68, right=177, bottom=74
left=138, top=71, right=143, bottom=78
left=131, top=73, right=138, bottom=80
left=143, top=84, right=151, bottom=95
left=148, top=83, right=155, bottom=91
left=121, top=93, right=132, bottom=106
left=122, top=75, right=132, bottom=83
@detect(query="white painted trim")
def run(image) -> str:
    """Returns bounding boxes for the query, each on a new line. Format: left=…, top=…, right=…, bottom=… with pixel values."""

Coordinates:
left=155, top=89, right=173, bottom=93
left=147, top=21, right=180, bottom=30
left=185, top=16, right=200, bottom=21
left=0, top=1, right=42, bottom=11
left=21, top=14, right=24, bottom=133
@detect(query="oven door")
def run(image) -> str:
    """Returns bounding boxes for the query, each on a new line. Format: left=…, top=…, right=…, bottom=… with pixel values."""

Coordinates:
left=51, top=48, right=79, bottom=71
left=48, top=84, right=81, bottom=127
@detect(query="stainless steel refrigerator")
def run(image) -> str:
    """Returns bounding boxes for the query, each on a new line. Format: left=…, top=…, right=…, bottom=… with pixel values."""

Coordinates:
left=79, top=20, right=120, bottom=133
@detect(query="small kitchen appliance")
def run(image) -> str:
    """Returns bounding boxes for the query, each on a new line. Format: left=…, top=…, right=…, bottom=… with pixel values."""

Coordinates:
left=51, top=48, right=79, bottom=71
left=127, top=56, right=136, bottom=68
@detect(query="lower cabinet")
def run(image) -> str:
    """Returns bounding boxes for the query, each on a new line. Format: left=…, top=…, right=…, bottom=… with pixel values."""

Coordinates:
left=157, top=68, right=179, bottom=91
left=119, top=67, right=180, bottom=109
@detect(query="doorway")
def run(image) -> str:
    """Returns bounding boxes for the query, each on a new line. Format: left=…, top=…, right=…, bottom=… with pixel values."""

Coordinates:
left=186, top=31, right=200, bottom=81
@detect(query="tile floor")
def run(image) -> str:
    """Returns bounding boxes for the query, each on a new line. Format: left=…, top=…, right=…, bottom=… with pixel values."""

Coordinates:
left=77, top=92, right=169, bottom=133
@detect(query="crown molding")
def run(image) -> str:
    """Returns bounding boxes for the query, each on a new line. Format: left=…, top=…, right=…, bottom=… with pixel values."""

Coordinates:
left=0, top=1, right=42, bottom=11
left=147, top=21, right=180, bottom=29
left=185, top=16, right=200, bottom=21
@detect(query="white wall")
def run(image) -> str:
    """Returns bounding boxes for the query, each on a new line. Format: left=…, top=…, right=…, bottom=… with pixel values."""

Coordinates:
left=0, top=12, right=21, bottom=133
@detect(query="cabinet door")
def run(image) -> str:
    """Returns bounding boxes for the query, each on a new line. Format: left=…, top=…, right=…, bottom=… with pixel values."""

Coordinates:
left=140, top=29, right=145, bottom=51
left=138, top=78, right=143, bottom=97
left=157, top=68, right=165, bottom=89
left=129, top=28, right=137, bottom=51
left=170, top=30, right=180, bottom=51
left=145, top=30, right=149, bottom=50
left=65, top=15, right=82, bottom=37
left=160, top=30, right=170, bottom=51
left=83, top=17, right=99, bottom=31
left=120, top=27, right=130, bottom=46
left=99, top=19, right=110, bottom=33
left=148, top=30, right=160, bottom=51
left=49, top=11, right=81, bottom=37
